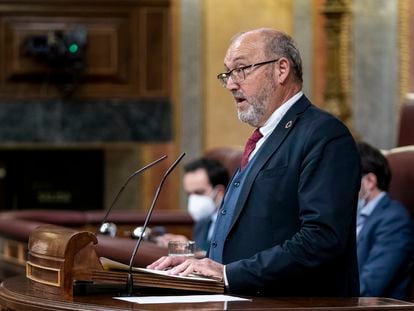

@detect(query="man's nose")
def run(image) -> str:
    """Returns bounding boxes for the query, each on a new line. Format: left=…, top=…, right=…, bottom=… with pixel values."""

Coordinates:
left=225, top=75, right=239, bottom=91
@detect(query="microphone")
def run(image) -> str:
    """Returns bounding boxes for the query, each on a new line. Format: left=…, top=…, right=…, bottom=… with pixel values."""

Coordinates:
left=98, top=155, right=168, bottom=235
left=125, top=152, right=186, bottom=296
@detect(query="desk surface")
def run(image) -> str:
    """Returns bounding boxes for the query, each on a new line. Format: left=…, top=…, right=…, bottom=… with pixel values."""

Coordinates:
left=1, top=276, right=414, bottom=311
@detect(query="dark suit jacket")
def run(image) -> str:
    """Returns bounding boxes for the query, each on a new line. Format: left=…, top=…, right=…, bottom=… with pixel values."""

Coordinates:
left=193, top=217, right=212, bottom=252
left=358, top=194, right=414, bottom=299
left=218, top=95, right=361, bottom=296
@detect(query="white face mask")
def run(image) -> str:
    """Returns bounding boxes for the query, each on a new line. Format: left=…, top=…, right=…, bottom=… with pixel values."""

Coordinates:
left=187, top=191, right=217, bottom=222
left=358, top=175, right=370, bottom=210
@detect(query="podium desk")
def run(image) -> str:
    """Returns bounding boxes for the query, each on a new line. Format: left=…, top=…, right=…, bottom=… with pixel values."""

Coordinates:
left=1, top=276, right=414, bottom=311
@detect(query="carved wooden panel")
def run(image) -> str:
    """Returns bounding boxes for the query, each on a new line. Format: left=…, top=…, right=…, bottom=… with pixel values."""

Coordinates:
left=0, top=0, right=170, bottom=98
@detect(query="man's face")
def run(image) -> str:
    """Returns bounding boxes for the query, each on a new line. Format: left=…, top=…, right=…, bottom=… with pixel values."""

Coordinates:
left=183, top=168, right=214, bottom=197
left=359, top=176, right=369, bottom=200
left=223, top=33, right=277, bottom=127
left=358, top=173, right=377, bottom=201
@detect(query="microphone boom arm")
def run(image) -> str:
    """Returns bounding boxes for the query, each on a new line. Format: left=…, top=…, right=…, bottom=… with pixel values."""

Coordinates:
left=126, top=152, right=186, bottom=295
left=99, top=155, right=168, bottom=233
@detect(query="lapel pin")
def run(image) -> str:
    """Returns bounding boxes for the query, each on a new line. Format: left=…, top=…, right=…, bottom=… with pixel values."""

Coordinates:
left=285, top=120, right=293, bottom=129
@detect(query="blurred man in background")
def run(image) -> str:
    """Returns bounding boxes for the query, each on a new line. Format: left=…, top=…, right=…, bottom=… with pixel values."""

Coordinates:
left=356, top=141, right=414, bottom=300
left=155, top=157, right=229, bottom=254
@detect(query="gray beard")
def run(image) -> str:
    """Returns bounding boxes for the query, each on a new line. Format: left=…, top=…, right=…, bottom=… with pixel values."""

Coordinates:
left=237, top=103, right=264, bottom=127
left=237, top=89, right=269, bottom=127
left=236, top=69, right=275, bottom=127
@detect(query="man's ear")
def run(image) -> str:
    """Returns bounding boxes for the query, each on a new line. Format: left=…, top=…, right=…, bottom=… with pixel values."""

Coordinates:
left=364, top=172, right=378, bottom=190
left=275, top=57, right=290, bottom=84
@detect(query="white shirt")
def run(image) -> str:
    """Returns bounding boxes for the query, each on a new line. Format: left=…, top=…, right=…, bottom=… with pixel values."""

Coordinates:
left=356, top=192, right=386, bottom=236
left=249, top=91, right=303, bottom=161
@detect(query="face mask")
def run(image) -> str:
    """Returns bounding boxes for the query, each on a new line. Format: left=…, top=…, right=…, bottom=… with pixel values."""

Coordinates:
left=358, top=177, right=370, bottom=211
left=187, top=191, right=217, bottom=222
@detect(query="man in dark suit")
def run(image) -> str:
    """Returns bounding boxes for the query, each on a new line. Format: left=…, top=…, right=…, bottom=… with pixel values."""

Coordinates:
left=155, top=158, right=229, bottom=253
left=356, top=141, right=414, bottom=299
left=148, top=28, right=361, bottom=297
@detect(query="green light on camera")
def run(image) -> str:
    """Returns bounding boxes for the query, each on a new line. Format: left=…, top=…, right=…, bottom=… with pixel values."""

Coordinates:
left=68, top=43, right=79, bottom=54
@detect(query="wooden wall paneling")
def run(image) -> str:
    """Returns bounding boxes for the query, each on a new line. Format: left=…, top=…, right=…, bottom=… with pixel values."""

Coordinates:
left=138, top=7, right=170, bottom=97
left=139, top=142, right=180, bottom=212
left=0, top=0, right=170, bottom=99
left=3, top=17, right=128, bottom=80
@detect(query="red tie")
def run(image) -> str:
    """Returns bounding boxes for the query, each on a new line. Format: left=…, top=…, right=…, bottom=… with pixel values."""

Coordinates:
left=240, top=128, right=263, bottom=170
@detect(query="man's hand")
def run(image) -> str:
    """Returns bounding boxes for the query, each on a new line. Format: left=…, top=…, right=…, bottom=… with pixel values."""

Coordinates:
left=147, top=256, right=224, bottom=281
left=146, top=255, right=186, bottom=271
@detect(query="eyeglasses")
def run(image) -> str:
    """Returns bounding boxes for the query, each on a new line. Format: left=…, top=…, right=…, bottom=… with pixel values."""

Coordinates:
left=216, top=58, right=280, bottom=87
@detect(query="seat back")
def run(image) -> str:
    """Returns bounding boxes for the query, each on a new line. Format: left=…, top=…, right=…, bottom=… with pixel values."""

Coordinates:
left=204, top=146, right=243, bottom=177
left=397, top=99, right=414, bottom=147
left=384, top=145, right=414, bottom=301
left=385, top=146, right=414, bottom=219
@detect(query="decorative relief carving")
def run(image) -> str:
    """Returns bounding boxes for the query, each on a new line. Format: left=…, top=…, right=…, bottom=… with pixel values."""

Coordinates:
left=399, top=0, right=410, bottom=104
left=321, top=0, right=352, bottom=128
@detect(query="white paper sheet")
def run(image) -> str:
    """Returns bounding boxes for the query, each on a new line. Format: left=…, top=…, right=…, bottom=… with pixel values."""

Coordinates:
left=114, top=294, right=250, bottom=304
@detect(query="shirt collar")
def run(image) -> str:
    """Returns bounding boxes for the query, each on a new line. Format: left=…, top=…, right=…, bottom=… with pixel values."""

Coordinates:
left=359, top=192, right=386, bottom=217
left=259, top=91, right=303, bottom=137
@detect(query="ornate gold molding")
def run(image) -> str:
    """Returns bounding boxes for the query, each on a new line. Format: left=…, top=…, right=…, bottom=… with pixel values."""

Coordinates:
left=321, top=0, right=352, bottom=128
left=399, top=0, right=409, bottom=104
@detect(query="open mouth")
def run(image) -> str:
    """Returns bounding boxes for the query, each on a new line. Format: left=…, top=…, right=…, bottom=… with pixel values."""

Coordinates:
left=234, top=96, right=246, bottom=105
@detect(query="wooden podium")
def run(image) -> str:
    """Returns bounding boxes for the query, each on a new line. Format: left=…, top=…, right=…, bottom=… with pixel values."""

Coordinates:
left=0, top=224, right=412, bottom=310
left=25, top=224, right=104, bottom=299
left=25, top=224, right=223, bottom=299
left=2, top=276, right=414, bottom=311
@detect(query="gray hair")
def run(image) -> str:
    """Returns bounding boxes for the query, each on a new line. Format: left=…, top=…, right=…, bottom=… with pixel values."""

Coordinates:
left=231, top=29, right=303, bottom=83
left=262, top=30, right=303, bottom=83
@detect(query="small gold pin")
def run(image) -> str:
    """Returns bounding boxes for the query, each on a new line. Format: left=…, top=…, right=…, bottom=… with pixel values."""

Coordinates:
left=285, top=120, right=293, bottom=128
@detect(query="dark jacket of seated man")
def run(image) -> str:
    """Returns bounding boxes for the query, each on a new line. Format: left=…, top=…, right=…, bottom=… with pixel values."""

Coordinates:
left=155, top=157, right=229, bottom=254
left=356, top=141, right=414, bottom=300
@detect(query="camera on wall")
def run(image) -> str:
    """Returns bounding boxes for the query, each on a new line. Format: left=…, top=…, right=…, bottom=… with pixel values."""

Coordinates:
left=23, top=27, right=87, bottom=66
left=22, top=26, right=88, bottom=96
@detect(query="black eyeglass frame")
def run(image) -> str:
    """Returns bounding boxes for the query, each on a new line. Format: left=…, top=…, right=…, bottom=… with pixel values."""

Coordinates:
left=216, top=58, right=280, bottom=87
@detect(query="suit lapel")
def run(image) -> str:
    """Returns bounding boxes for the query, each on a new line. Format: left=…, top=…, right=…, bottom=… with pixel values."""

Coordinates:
left=357, top=194, right=390, bottom=242
left=226, top=95, right=311, bottom=234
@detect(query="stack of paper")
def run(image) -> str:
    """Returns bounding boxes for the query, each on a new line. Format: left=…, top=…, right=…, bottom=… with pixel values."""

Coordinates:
left=91, top=257, right=224, bottom=294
